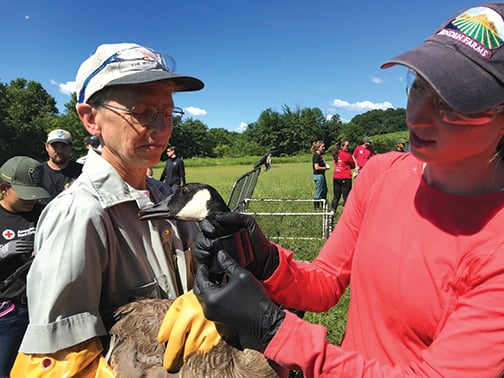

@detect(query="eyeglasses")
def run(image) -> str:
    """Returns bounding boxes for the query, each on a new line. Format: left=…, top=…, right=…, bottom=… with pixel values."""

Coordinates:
left=406, top=69, right=504, bottom=125
left=78, top=46, right=175, bottom=104
left=101, top=103, right=184, bottom=127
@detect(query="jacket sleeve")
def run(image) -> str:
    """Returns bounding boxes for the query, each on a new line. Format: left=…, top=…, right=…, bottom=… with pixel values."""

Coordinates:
left=159, top=164, right=166, bottom=182
left=11, top=338, right=115, bottom=377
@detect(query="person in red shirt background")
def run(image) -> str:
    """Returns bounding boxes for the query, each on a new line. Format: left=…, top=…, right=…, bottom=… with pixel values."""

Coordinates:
left=330, top=140, right=356, bottom=209
left=352, top=136, right=375, bottom=177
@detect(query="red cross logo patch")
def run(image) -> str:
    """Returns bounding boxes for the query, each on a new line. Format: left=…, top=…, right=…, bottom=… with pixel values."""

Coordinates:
left=2, top=229, right=15, bottom=240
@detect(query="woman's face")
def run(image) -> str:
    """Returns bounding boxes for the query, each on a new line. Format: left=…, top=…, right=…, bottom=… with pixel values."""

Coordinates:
left=406, top=75, right=504, bottom=166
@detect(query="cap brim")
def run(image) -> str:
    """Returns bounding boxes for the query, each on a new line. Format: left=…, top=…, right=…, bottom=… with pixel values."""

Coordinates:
left=48, top=139, right=72, bottom=145
left=107, top=71, right=204, bottom=92
left=13, top=184, right=50, bottom=200
left=381, top=40, right=504, bottom=114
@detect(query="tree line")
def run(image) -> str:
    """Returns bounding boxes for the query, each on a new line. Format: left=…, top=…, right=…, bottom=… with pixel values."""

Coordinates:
left=0, top=78, right=407, bottom=164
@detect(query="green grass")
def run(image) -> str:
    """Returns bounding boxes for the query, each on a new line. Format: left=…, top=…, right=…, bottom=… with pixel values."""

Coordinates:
left=153, top=160, right=349, bottom=345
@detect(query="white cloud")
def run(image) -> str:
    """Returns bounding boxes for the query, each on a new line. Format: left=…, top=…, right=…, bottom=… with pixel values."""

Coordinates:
left=24, top=16, right=30, bottom=20
left=235, top=122, right=248, bottom=133
left=331, top=99, right=394, bottom=112
left=371, top=77, right=383, bottom=84
left=184, top=106, right=207, bottom=116
left=52, top=80, right=76, bottom=96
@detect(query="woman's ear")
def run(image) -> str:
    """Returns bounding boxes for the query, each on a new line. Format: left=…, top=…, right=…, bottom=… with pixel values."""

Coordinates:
left=76, top=103, right=101, bottom=136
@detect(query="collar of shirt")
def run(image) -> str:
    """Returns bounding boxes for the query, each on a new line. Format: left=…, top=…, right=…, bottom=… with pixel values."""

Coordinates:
left=81, top=149, right=167, bottom=209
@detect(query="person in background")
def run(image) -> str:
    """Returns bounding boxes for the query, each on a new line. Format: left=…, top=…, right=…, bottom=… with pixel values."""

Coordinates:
left=310, top=140, right=330, bottom=210
left=0, top=156, right=49, bottom=377
left=331, top=139, right=356, bottom=209
left=164, top=3, right=504, bottom=376
left=76, top=135, right=101, bottom=164
left=11, top=42, right=211, bottom=376
left=39, top=129, right=83, bottom=205
left=396, top=138, right=407, bottom=152
left=352, top=136, right=375, bottom=177
left=160, top=146, right=186, bottom=192
left=265, top=153, right=272, bottom=171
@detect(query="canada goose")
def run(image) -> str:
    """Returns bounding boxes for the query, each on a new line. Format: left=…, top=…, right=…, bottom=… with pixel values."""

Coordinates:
left=132, top=184, right=286, bottom=376
left=138, top=183, right=230, bottom=223
left=107, top=298, right=287, bottom=377
left=139, top=183, right=254, bottom=271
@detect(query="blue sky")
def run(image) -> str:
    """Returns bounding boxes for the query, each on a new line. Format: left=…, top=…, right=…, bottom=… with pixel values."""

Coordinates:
left=0, top=0, right=480, bottom=132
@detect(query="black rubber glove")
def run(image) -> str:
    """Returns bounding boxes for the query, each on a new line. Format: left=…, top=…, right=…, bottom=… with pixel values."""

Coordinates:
left=193, top=250, right=286, bottom=352
left=192, top=212, right=279, bottom=280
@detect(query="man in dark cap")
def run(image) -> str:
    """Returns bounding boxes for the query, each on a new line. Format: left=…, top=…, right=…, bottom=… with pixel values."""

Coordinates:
left=0, top=156, right=49, bottom=376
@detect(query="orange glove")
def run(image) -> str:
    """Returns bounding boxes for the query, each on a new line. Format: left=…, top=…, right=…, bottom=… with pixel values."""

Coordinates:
left=10, top=337, right=115, bottom=377
left=158, top=290, right=221, bottom=372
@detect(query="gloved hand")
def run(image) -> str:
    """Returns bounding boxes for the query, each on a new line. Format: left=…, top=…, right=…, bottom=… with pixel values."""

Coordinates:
left=193, top=212, right=279, bottom=280
left=10, top=337, right=115, bottom=377
left=194, top=250, right=286, bottom=352
left=157, top=290, right=221, bottom=372
left=0, top=239, right=34, bottom=260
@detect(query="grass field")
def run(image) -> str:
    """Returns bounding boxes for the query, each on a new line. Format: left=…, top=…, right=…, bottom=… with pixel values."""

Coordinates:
left=152, top=160, right=350, bottom=345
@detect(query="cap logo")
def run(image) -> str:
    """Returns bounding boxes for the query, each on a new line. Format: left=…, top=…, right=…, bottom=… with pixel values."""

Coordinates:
left=27, top=167, right=41, bottom=185
left=117, top=47, right=165, bottom=74
left=437, top=7, right=504, bottom=59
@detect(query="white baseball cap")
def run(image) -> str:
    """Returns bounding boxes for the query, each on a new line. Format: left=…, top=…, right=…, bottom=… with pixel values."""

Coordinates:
left=75, top=43, right=204, bottom=104
left=47, top=129, right=73, bottom=145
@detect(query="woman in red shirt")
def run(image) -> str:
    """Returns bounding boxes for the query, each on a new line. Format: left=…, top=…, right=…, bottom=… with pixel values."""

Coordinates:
left=331, top=140, right=356, bottom=209
left=161, top=3, right=504, bottom=377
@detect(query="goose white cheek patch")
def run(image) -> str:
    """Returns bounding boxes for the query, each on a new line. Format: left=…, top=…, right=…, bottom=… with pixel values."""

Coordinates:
left=176, top=189, right=211, bottom=221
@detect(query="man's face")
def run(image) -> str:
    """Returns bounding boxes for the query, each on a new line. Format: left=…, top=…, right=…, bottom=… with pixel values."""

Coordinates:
left=46, top=142, right=73, bottom=167
left=94, top=82, right=174, bottom=173
left=2, top=187, right=38, bottom=213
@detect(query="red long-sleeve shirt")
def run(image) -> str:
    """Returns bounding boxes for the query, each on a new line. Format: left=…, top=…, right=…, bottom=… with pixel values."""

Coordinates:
left=264, top=152, right=504, bottom=377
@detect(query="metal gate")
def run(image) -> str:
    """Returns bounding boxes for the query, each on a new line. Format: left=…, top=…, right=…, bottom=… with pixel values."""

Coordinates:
left=243, top=198, right=333, bottom=240
left=227, top=159, right=334, bottom=240
left=227, top=166, right=261, bottom=212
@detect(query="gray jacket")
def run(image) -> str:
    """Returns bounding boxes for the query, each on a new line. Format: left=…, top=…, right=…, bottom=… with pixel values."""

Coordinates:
left=20, top=149, right=198, bottom=353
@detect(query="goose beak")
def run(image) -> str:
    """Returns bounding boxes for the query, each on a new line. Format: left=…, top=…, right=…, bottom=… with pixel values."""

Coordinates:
left=138, top=196, right=174, bottom=220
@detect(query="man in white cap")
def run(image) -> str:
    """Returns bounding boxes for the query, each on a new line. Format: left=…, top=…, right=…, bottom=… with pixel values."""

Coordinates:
left=39, top=128, right=83, bottom=205
left=12, top=43, right=214, bottom=376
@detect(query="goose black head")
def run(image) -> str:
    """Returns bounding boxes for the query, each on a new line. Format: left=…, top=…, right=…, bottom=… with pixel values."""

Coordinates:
left=138, top=183, right=230, bottom=222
